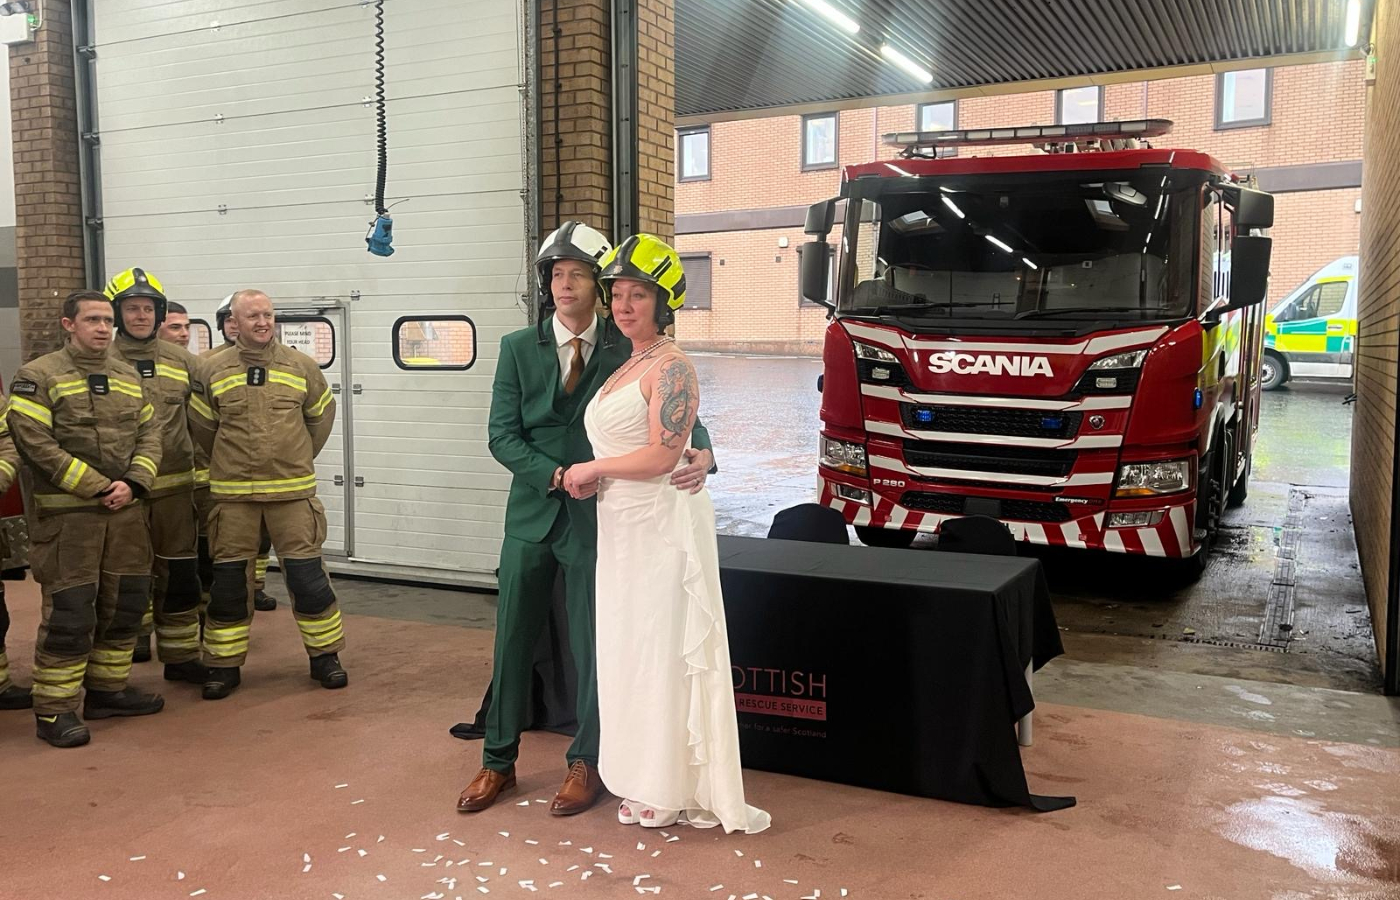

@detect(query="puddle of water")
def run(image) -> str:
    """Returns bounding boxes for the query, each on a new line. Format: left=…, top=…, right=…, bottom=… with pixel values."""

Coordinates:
left=1219, top=796, right=1400, bottom=884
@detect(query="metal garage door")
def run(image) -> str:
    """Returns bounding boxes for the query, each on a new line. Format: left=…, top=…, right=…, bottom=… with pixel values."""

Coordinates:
left=86, top=0, right=531, bottom=586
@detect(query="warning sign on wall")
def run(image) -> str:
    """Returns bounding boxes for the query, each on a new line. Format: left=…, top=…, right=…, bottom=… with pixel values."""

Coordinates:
left=279, top=323, right=316, bottom=356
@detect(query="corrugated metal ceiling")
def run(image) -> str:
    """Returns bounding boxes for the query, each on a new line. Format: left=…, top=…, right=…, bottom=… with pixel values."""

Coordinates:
left=676, top=0, right=1371, bottom=118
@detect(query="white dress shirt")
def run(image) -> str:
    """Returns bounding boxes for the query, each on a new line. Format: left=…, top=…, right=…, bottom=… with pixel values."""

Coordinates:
left=553, top=313, right=599, bottom=385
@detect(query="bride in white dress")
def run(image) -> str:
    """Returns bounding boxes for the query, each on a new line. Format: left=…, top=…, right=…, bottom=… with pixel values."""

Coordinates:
left=562, top=235, right=769, bottom=835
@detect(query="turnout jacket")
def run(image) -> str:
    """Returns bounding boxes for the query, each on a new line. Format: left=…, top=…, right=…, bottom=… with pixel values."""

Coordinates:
left=192, top=340, right=236, bottom=490
left=0, top=387, right=16, bottom=558
left=114, top=332, right=200, bottom=499
left=5, top=343, right=162, bottom=517
left=189, top=336, right=335, bottom=503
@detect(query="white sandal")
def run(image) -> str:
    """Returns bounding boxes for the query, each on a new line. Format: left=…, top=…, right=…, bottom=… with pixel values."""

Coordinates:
left=618, top=799, right=679, bottom=828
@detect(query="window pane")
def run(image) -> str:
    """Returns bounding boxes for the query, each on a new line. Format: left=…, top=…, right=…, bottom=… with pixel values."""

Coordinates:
left=396, top=317, right=477, bottom=369
left=805, top=115, right=836, bottom=166
left=189, top=320, right=212, bottom=353
left=919, top=101, right=955, bottom=132
left=1221, top=69, right=1269, bottom=123
left=277, top=319, right=335, bottom=368
left=1058, top=86, right=1100, bottom=125
left=1315, top=282, right=1349, bottom=318
left=681, top=130, right=709, bottom=179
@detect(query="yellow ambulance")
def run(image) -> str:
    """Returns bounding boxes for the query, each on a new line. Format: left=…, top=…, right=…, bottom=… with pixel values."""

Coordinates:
left=1262, top=255, right=1358, bottom=390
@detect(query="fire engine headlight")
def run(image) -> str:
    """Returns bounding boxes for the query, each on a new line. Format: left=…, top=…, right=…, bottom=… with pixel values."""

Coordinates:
left=853, top=341, right=899, bottom=363
left=1115, top=459, right=1192, bottom=497
left=821, top=436, right=868, bottom=477
left=1088, top=349, right=1148, bottom=370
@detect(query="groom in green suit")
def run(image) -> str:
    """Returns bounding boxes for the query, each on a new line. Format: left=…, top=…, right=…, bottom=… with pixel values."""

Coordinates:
left=458, top=222, right=714, bottom=816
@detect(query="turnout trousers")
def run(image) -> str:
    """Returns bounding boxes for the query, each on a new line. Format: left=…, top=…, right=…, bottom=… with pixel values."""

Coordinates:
left=203, top=498, right=345, bottom=668
left=137, top=492, right=202, bottom=663
left=28, top=506, right=153, bottom=715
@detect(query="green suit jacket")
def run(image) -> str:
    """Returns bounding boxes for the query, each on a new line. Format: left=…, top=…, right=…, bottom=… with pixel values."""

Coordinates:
left=488, top=315, right=713, bottom=544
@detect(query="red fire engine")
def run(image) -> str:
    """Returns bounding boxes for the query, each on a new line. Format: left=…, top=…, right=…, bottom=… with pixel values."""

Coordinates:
left=803, top=120, right=1274, bottom=579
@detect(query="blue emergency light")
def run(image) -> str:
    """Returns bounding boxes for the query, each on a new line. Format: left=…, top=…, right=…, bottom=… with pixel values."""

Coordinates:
left=913, top=408, right=935, bottom=424
left=1040, top=415, right=1064, bottom=430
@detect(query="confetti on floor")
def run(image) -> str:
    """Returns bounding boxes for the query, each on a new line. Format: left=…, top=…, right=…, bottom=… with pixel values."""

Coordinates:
left=517, top=801, right=531, bottom=807
left=178, top=872, right=186, bottom=881
left=581, top=847, right=594, bottom=854
left=346, top=833, right=357, bottom=839
left=477, top=876, right=490, bottom=884
left=637, top=843, right=646, bottom=851
left=735, top=851, right=744, bottom=858
left=559, top=842, right=572, bottom=847
left=498, top=833, right=510, bottom=838
left=549, top=884, right=563, bottom=889
left=754, top=860, right=763, bottom=869
left=651, top=850, right=661, bottom=858
left=567, top=866, right=580, bottom=873
left=634, top=875, right=652, bottom=886
left=303, top=865, right=312, bottom=874
left=841, top=891, right=848, bottom=898
left=784, top=881, right=799, bottom=885
left=1168, top=888, right=1183, bottom=892
left=333, top=894, right=345, bottom=899
left=709, top=887, right=722, bottom=893
left=666, top=836, right=680, bottom=843
left=499, top=868, right=508, bottom=876
left=98, top=876, right=111, bottom=883
left=358, top=850, right=368, bottom=858
left=304, top=853, right=312, bottom=863
left=440, top=833, right=453, bottom=841
left=351, top=799, right=365, bottom=805
left=581, top=871, right=593, bottom=881
left=595, top=864, right=613, bottom=874
left=454, top=841, right=467, bottom=847
left=478, top=888, right=490, bottom=895
left=377, top=875, right=387, bottom=882
left=539, top=859, right=549, bottom=866
left=130, top=856, right=146, bottom=862
left=190, top=891, right=207, bottom=897
left=339, top=847, right=351, bottom=853
left=378, top=836, right=386, bottom=843
left=526, top=840, right=539, bottom=846
left=335, top=784, right=349, bottom=789
left=598, top=853, right=612, bottom=859
left=744, top=894, right=759, bottom=900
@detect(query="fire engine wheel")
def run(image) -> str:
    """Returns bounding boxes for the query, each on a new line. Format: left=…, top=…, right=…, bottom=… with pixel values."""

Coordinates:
left=1260, top=352, right=1288, bottom=391
left=1174, top=437, right=1230, bottom=584
left=855, top=525, right=918, bottom=550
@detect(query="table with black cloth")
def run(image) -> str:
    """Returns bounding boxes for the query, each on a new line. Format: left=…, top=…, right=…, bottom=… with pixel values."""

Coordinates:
left=717, top=535, right=1074, bottom=812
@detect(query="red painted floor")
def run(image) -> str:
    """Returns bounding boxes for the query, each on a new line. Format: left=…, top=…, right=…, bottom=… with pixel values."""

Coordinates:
left=1, top=576, right=1397, bottom=900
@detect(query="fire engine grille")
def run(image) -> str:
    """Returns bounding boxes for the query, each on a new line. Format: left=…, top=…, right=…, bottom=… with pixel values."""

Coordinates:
left=903, top=441, right=1077, bottom=477
left=899, top=491, right=1073, bottom=524
left=899, top=404, right=1081, bottom=439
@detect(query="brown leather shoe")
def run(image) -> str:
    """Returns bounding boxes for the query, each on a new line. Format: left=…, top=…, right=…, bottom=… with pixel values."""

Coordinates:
left=457, top=766, right=516, bottom=813
left=550, top=760, right=605, bottom=816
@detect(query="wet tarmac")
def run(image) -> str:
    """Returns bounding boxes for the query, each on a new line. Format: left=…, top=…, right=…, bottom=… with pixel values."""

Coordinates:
left=691, top=356, right=1380, bottom=695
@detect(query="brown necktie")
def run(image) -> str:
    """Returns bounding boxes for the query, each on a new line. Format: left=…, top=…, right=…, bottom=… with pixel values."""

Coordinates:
left=563, top=337, right=585, bottom=394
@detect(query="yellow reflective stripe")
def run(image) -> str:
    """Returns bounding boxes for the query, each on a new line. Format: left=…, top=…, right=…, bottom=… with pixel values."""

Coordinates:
left=132, top=455, right=158, bottom=478
left=48, top=379, right=88, bottom=401
left=8, top=395, right=54, bottom=427
left=203, top=624, right=251, bottom=659
left=308, top=388, right=333, bottom=417
left=89, top=647, right=131, bottom=665
left=139, top=403, right=155, bottom=424
left=156, top=364, right=190, bottom=384
left=298, top=611, right=344, bottom=649
left=189, top=394, right=217, bottom=422
left=0, top=459, right=15, bottom=480
left=268, top=369, right=307, bottom=392
left=211, top=373, right=245, bottom=398
left=210, top=474, right=317, bottom=496
left=194, top=468, right=210, bottom=486
left=35, top=492, right=106, bottom=510
left=110, top=379, right=144, bottom=400
left=153, top=469, right=196, bottom=491
left=60, top=458, right=89, bottom=491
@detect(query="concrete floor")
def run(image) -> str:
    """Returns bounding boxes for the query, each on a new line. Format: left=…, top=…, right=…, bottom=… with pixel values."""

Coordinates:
left=2, top=361, right=1398, bottom=899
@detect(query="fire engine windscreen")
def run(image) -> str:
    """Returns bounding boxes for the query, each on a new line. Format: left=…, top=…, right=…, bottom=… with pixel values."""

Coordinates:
left=839, top=168, right=1212, bottom=322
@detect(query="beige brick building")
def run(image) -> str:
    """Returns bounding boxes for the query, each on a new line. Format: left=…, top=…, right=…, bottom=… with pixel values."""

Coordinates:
left=673, top=60, right=1367, bottom=355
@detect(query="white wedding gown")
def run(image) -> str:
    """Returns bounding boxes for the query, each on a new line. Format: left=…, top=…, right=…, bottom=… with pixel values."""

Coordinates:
left=585, top=365, right=770, bottom=834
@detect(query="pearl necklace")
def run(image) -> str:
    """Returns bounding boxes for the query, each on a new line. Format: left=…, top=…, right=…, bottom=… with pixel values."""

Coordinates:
left=601, top=336, right=675, bottom=395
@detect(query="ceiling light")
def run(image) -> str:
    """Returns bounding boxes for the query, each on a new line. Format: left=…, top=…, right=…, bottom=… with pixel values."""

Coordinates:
left=798, top=0, right=859, bottom=35
left=986, top=235, right=1013, bottom=253
left=1345, top=0, right=1362, bottom=47
left=1022, top=258, right=1038, bottom=270
left=941, top=196, right=965, bottom=219
left=880, top=44, right=934, bottom=84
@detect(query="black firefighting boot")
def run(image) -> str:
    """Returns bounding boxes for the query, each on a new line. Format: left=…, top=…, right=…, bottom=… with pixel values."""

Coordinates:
left=132, top=634, right=153, bottom=663
left=202, top=667, right=241, bottom=700
left=36, top=712, right=90, bottom=748
left=163, top=661, right=209, bottom=685
left=254, top=590, right=278, bottom=612
left=310, top=654, right=349, bottom=690
left=0, top=683, right=33, bottom=710
left=83, top=687, right=165, bottom=720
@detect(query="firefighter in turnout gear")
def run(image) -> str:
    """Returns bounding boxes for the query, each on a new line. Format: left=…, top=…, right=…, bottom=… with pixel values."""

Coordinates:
left=194, top=294, right=278, bottom=613
left=104, top=268, right=207, bottom=684
left=188, top=289, right=346, bottom=700
left=7, top=291, right=166, bottom=748
left=0, top=386, right=33, bottom=710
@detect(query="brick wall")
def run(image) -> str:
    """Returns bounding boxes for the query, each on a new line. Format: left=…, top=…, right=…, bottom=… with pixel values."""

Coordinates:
left=636, top=0, right=675, bottom=240
left=540, top=0, right=613, bottom=235
left=1353, top=0, right=1398, bottom=689
left=675, top=60, right=1368, bottom=353
left=10, top=0, right=84, bottom=363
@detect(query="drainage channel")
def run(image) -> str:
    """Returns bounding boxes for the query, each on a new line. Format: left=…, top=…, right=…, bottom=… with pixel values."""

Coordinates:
left=1258, top=487, right=1306, bottom=650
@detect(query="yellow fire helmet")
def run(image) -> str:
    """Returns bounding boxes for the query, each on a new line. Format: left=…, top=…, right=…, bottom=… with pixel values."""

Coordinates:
left=103, top=266, right=169, bottom=336
left=598, top=234, right=687, bottom=329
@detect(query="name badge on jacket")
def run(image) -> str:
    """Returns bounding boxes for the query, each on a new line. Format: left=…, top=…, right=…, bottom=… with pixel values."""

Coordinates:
left=247, top=366, right=267, bottom=387
left=88, top=374, right=110, bottom=395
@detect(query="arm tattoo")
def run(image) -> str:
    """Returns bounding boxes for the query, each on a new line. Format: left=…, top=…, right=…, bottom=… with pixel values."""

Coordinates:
left=656, top=358, right=699, bottom=449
